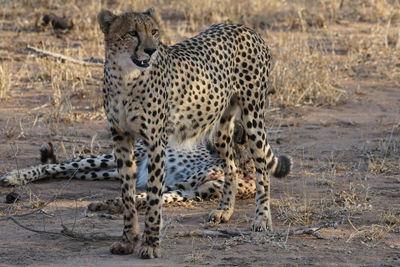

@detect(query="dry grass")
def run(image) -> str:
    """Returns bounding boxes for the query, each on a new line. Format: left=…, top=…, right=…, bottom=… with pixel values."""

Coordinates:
left=277, top=154, right=371, bottom=226
left=0, top=61, right=12, bottom=100
left=347, top=223, right=394, bottom=247
left=269, top=32, right=344, bottom=107
left=380, top=208, right=400, bottom=226
left=341, top=22, right=400, bottom=82
left=367, top=125, right=400, bottom=174
left=277, top=190, right=371, bottom=227
left=184, top=238, right=206, bottom=263
left=1, top=0, right=398, bottom=115
left=347, top=208, right=400, bottom=247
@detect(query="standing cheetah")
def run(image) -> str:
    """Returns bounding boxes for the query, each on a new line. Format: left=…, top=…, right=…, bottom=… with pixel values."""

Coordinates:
left=98, top=8, right=292, bottom=258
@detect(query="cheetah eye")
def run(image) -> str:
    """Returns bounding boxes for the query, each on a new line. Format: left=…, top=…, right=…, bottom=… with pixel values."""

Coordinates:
left=151, top=29, right=158, bottom=36
left=128, top=31, right=138, bottom=37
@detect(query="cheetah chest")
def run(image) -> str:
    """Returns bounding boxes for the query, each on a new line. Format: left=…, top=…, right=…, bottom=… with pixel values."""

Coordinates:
left=106, top=93, right=144, bottom=136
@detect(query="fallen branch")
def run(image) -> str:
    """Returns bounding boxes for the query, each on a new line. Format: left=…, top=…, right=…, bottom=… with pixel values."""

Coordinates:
left=26, top=45, right=104, bottom=66
left=172, top=219, right=345, bottom=239
left=61, top=225, right=121, bottom=241
left=7, top=209, right=344, bottom=242
left=59, top=219, right=344, bottom=242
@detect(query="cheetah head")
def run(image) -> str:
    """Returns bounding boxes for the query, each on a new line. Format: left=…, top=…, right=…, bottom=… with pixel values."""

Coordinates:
left=98, top=9, right=160, bottom=71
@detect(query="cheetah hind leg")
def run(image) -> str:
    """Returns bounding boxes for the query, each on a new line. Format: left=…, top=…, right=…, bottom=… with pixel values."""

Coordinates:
left=208, top=103, right=239, bottom=224
left=87, top=190, right=190, bottom=215
left=243, top=111, right=276, bottom=231
left=86, top=193, right=150, bottom=213
left=87, top=198, right=124, bottom=214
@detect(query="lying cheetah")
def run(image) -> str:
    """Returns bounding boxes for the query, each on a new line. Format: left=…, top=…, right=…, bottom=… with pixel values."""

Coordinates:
left=0, top=124, right=260, bottom=205
left=98, top=8, right=292, bottom=258
left=0, top=123, right=286, bottom=208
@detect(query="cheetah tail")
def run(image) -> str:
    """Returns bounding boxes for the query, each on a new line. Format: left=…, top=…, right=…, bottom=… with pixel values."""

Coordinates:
left=272, top=155, right=292, bottom=178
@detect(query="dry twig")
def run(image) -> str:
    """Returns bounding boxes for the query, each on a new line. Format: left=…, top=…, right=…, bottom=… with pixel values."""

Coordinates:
left=8, top=216, right=61, bottom=236
left=61, top=225, right=121, bottom=241
left=26, top=45, right=103, bottom=67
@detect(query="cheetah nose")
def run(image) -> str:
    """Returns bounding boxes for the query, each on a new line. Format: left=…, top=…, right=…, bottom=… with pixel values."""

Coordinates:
left=144, top=48, right=156, bottom=56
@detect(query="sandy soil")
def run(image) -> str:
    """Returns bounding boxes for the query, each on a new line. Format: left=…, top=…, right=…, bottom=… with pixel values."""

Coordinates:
left=0, top=17, right=400, bottom=267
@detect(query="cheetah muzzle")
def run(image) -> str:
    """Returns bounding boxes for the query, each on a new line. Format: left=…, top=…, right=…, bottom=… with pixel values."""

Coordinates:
left=98, top=8, right=292, bottom=259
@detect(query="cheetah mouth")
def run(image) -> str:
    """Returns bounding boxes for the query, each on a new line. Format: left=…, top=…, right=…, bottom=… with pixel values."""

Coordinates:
left=130, top=56, right=150, bottom=68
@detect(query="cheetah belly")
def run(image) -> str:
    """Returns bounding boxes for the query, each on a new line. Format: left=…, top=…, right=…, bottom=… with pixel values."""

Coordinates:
left=165, top=107, right=222, bottom=149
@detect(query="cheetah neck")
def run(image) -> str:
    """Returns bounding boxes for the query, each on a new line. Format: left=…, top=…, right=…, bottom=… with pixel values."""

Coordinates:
left=104, top=45, right=168, bottom=91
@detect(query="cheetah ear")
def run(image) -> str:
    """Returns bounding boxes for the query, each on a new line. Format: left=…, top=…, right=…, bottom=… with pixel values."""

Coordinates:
left=98, top=9, right=116, bottom=34
left=144, top=8, right=155, bottom=17
left=144, top=8, right=160, bottom=26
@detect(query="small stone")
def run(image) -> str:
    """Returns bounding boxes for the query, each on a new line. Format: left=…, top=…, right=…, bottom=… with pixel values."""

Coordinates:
left=5, top=192, right=20, bottom=204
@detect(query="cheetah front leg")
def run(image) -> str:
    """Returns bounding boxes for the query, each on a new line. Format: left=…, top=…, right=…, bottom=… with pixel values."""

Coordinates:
left=109, top=132, right=139, bottom=255
left=138, top=140, right=165, bottom=259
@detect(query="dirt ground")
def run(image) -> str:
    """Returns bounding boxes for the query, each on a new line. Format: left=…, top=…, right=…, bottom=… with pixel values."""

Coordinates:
left=1, top=4, right=400, bottom=267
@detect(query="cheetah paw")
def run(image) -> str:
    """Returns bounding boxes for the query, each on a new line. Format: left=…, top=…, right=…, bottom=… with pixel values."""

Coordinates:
left=251, top=219, right=272, bottom=232
left=208, top=209, right=233, bottom=224
left=0, top=176, right=10, bottom=187
left=139, top=244, right=161, bottom=259
left=135, top=197, right=147, bottom=210
left=0, top=172, right=20, bottom=187
left=87, top=201, right=108, bottom=212
left=110, top=241, right=136, bottom=255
